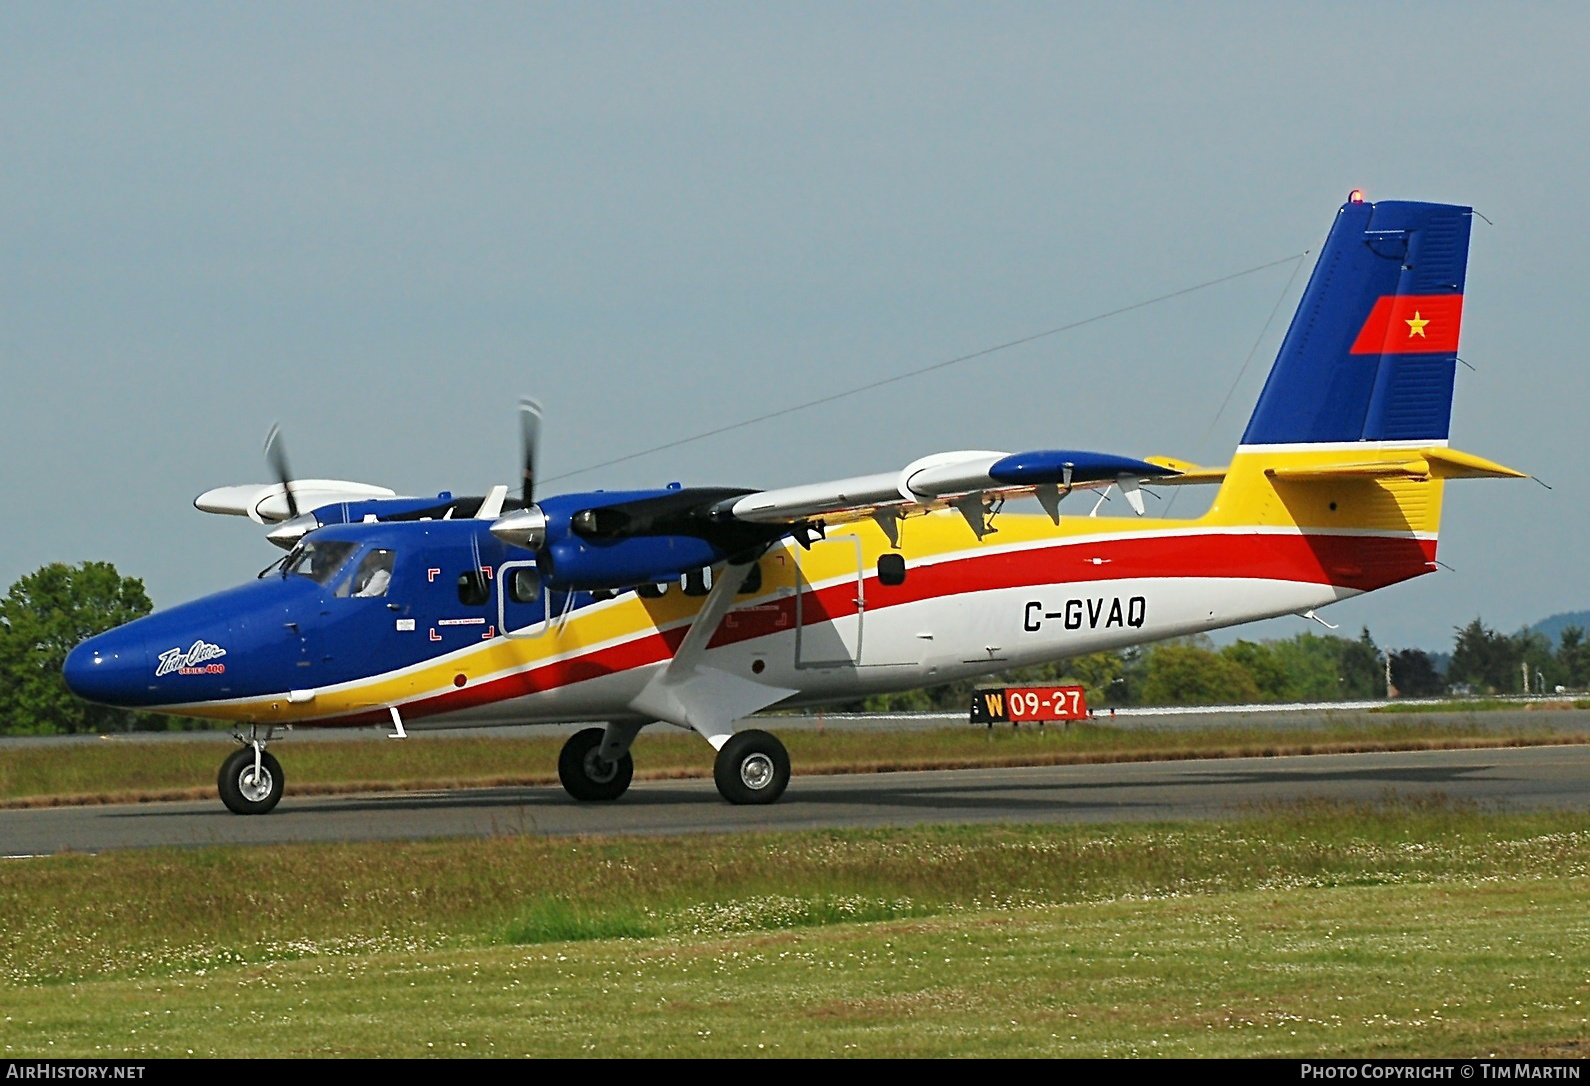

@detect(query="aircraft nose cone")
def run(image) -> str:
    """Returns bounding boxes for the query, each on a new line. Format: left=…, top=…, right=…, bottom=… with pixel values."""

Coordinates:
left=63, top=632, right=149, bottom=707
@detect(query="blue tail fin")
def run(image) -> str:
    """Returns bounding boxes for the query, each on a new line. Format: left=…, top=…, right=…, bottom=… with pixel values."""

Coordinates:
left=1241, top=194, right=1472, bottom=446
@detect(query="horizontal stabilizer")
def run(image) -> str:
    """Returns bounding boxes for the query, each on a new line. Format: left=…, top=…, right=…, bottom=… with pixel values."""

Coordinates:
left=1143, top=456, right=1228, bottom=485
left=1422, top=448, right=1529, bottom=480
left=1262, top=447, right=1525, bottom=483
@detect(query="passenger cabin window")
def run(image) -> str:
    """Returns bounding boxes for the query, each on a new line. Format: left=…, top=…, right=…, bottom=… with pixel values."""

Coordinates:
left=636, top=582, right=669, bottom=599
left=736, top=562, right=763, bottom=595
left=877, top=553, right=907, bottom=587
left=284, top=541, right=358, bottom=586
left=682, top=568, right=710, bottom=597
left=457, top=570, right=490, bottom=606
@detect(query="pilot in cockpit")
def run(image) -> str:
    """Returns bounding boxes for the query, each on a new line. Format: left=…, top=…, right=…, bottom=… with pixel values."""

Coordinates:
left=352, top=549, right=395, bottom=598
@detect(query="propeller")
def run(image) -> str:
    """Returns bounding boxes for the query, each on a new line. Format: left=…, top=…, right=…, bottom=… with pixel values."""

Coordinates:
left=263, top=423, right=300, bottom=521
left=519, top=397, right=542, bottom=506
left=492, top=397, right=550, bottom=550
left=468, top=400, right=539, bottom=523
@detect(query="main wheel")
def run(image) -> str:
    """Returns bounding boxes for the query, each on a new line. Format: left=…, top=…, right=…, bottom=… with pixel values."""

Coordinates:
left=713, top=729, right=790, bottom=805
left=558, top=727, right=634, bottom=801
left=218, top=747, right=284, bottom=815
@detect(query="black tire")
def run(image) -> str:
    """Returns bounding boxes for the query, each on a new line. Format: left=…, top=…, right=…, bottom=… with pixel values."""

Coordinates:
left=713, top=729, right=790, bottom=805
left=218, top=747, right=284, bottom=815
left=558, top=727, right=634, bottom=802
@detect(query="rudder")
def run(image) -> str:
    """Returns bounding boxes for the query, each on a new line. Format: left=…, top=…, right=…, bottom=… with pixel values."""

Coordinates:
left=1241, top=194, right=1472, bottom=447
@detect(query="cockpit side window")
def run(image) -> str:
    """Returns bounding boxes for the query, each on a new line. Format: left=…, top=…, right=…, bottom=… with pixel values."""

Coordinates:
left=345, top=549, right=396, bottom=598
left=284, top=541, right=358, bottom=586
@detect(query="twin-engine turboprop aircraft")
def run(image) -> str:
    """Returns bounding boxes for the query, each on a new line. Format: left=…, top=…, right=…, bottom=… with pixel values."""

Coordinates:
left=64, top=193, right=1524, bottom=814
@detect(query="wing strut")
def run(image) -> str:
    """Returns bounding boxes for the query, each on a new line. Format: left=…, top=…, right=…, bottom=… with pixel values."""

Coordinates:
left=627, top=553, right=797, bottom=749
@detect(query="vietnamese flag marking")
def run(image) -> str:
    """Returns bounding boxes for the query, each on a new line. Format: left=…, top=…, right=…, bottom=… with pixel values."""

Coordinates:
left=1350, top=294, right=1463, bottom=354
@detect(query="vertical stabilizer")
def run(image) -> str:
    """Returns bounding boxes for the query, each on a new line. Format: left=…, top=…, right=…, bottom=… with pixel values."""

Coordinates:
left=1241, top=194, right=1472, bottom=447
left=1203, top=195, right=1492, bottom=592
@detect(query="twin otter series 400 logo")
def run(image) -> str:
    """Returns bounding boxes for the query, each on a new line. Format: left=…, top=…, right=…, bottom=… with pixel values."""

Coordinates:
left=155, top=640, right=228, bottom=677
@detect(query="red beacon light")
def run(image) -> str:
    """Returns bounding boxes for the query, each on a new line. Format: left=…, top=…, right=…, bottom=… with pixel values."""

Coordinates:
left=1348, top=189, right=1366, bottom=204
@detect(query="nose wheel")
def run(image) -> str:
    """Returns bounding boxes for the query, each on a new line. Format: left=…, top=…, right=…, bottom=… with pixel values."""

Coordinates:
left=218, top=745, right=284, bottom=815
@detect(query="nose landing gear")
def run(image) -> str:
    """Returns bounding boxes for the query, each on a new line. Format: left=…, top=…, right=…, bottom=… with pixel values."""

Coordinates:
left=218, top=728, right=286, bottom=815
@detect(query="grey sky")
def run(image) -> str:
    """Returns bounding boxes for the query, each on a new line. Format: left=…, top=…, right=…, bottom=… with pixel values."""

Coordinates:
left=3, top=3, right=1585, bottom=652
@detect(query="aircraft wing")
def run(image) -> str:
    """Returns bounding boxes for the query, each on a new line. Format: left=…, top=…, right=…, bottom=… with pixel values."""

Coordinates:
left=711, top=448, right=1181, bottom=539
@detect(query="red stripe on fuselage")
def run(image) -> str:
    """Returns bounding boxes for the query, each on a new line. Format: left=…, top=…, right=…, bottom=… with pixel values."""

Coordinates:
left=331, top=529, right=1436, bottom=725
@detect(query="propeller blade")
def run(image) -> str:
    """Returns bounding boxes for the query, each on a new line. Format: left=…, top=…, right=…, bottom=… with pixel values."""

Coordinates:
left=519, top=396, right=543, bottom=506
left=263, top=423, right=300, bottom=521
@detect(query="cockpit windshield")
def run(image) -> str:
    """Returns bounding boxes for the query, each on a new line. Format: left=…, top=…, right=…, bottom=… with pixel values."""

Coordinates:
left=282, top=540, right=359, bottom=585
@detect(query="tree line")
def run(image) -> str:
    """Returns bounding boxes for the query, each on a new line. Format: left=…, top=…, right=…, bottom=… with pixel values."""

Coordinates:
left=0, top=561, right=1585, bottom=735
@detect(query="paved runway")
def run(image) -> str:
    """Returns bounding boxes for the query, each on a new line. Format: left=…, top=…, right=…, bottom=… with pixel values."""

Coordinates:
left=5, top=743, right=1588, bottom=855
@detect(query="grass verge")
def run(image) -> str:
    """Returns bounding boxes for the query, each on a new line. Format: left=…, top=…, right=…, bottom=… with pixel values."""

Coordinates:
left=1369, top=698, right=1590, bottom=713
left=1, top=799, right=1587, bottom=1056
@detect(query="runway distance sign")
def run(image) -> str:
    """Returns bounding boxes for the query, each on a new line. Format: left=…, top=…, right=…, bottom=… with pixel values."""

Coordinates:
left=970, top=685, right=1089, bottom=726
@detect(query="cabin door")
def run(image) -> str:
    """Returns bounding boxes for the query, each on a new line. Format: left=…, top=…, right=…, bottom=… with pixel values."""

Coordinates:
left=794, top=535, right=863, bottom=668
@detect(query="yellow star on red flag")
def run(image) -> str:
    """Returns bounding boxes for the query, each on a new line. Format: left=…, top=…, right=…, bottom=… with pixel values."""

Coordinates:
left=1406, top=311, right=1430, bottom=337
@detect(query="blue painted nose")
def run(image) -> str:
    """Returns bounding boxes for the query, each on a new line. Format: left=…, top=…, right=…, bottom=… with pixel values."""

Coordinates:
left=63, top=630, right=150, bottom=707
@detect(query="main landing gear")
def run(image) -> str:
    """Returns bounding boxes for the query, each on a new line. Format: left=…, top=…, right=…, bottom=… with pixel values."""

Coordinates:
left=713, top=729, right=790, bottom=805
left=557, top=726, right=635, bottom=801
left=556, top=724, right=791, bottom=806
left=218, top=730, right=285, bottom=815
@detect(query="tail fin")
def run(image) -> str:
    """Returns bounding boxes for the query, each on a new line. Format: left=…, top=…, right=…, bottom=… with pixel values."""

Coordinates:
left=1202, top=194, right=1521, bottom=591
left=1242, top=193, right=1471, bottom=446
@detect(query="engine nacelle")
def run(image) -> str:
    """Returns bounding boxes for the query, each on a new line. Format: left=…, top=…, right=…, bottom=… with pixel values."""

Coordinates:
left=540, top=533, right=732, bottom=590
left=492, top=486, right=773, bottom=591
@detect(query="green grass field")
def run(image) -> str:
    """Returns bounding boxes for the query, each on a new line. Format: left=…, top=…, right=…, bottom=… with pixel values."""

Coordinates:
left=2, top=800, right=1587, bottom=1057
